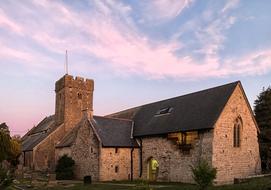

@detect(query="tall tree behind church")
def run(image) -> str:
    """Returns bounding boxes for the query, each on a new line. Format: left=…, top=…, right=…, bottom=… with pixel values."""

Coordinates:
left=254, top=86, right=271, bottom=171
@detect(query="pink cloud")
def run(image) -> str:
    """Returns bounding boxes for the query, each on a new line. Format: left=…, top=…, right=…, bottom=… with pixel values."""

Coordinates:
left=0, top=10, right=22, bottom=34
left=0, top=0, right=270, bottom=80
left=0, top=46, right=33, bottom=61
left=141, top=0, right=194, bottom=22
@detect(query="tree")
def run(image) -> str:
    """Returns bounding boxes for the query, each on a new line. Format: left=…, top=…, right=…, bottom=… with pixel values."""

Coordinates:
left=0, top=124, right=20, bottom=188
left=0, top=124, right=21, bottom=167
left=0, top=130, right=11, bottom=164
left=254, top=86, right=271, bottom=171
left=55, top=155, right=75, bottom=180
left=254, top=87, right=271, bottom=131
left=7, top=138, right=21, bottom=167
left=191, top=160, right=217, bottom=190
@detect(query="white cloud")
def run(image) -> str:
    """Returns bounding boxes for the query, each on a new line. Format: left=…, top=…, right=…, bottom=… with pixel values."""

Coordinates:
left=0, top=0, right=270, bottom=80
left=140, top=0, right=194, bottom=23
left=221, top=0, right=239, bottom=13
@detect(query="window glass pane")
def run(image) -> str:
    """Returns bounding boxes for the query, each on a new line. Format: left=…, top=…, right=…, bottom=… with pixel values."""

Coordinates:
left=237, top=125, right=240, bottom=147
left=168, top=131, right=198, bottom=145
left=186, top=132, right=198, bottom=144
left=233, top=125, right=237, bottom=147
left=233, top=118, right=242, bottom=147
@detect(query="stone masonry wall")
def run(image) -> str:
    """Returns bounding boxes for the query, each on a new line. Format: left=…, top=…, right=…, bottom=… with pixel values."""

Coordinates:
left=55, top=75, right=94, bottom=132
left=33, top=124, right=65, bottom=171
left=212, top=84, right=261, bottom=184
left=141, top=132, right=213, bottom=183
left=55, top=147, right=71, bottom=160
left=69, top=119, right=100, bottom=181
left=99, top=148, right=140, bottom=181
left=23, top=151, right=33, bottom=169
left=28, top=75, right=95, bottom=173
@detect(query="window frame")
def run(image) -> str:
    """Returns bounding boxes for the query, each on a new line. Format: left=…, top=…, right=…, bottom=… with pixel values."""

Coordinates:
left=115, top=165, right=119, bottom=173
left=155, top=107, right=174, bottom=116
left=233, top=117, right=242, bottom=148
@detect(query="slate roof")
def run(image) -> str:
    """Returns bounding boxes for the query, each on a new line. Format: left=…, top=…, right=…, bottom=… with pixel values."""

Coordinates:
left=22, top=115, right=55, bottom=151
left=55, top=121, right=82, bottom=148
left=91, top=116, right=139, bottom=148
left=56, top=116, right=139, bottom=148
left=22, top=81, right=241, bottom=149
left=108, top=81, right=240, bottom=137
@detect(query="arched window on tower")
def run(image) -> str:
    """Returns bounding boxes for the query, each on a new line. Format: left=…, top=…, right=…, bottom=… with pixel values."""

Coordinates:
left=233, top=117, right=242, bottom=147
left=78, top=93, right=82, bottom=100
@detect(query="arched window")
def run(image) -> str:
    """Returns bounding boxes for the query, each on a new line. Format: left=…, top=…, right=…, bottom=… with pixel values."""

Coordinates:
left=78, top=93, right=82, bottom=99
left=233, top=117, right=242, bottom=147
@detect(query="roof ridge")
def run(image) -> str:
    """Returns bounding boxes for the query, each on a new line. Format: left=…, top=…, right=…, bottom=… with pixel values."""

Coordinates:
left=94, top=115, right=133, bottom=122
left=108, top=81, right=240, bottom=116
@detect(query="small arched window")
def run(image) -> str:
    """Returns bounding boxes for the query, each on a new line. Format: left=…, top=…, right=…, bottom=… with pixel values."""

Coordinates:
left=233, top=117, right=242, bottom=147
left=78, top=93, right=82, bottom=100
left=115, top=165, right=119, bottom=173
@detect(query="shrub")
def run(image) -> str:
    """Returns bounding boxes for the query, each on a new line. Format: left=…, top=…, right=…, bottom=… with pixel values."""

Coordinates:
left=134, top=180, right=150, bottom=190
left=55, top=155, right=75, bottom=180
left=191, top=160, right=217, bottom=190
left=0, top=167, right=13, bottom=188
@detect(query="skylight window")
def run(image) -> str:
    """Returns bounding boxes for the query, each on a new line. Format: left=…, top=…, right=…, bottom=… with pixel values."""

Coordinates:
left=155, top=107, right=173, bottom=116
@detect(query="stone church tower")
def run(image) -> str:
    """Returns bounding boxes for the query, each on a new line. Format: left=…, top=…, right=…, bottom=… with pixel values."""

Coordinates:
left=55, top=74, right=94, bottom=132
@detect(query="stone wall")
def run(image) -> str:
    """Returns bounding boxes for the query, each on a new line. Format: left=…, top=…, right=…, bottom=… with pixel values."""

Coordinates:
left=54, top=119, right=100, bottom=181
left=55, top=75, right=94, bottom=132
left=99, top=148, right=140, bottom=181
left=55, top=147, right=71, bottom=159
left=33, top=124, right=65, bottom=171
left=141, top=132, right=213, bottom=183
left=70, top=119, right=100, bottom=181
left=23, top=151, right=33, bottom=169
left=212, top=84, right=261, bottom=184
left=30, top=74, right=94, bottom=172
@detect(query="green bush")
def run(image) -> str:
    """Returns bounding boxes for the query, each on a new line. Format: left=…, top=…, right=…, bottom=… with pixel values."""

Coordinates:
left=191, top=160, right=217, bottom=190
left=0, top=168, right=13, bottom=188
left=55, top=155, right=75, bottom=180
left=134, top=180, right=150, bottom=190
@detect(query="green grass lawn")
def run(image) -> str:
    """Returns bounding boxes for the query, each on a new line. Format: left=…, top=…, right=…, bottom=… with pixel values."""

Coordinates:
left=28, top=177, right=271, bottom=190
left=29, top=176, right=271, bottom=190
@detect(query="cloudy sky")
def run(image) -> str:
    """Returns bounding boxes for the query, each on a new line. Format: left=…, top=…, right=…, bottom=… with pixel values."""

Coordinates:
left=0, top=0, right=270, bottom=135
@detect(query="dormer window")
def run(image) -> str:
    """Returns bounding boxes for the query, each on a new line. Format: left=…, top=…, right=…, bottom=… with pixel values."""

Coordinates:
left=155, top=107, right=173, bottom=116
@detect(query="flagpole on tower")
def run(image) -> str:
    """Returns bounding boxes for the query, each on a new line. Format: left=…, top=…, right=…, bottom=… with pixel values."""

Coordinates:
left=65, top=50, right=68, bottom=75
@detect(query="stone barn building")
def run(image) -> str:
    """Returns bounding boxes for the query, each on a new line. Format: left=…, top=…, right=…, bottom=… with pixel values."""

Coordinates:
left=21, top=74, right=261, bottom=185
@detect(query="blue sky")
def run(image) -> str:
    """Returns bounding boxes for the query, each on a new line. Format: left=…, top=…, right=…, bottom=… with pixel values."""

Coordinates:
left=0, top=0, right=270, bottom=135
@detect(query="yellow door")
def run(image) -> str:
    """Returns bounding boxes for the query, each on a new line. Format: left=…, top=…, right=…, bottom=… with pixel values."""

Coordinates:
left=148, top=158, right=159, bottom=181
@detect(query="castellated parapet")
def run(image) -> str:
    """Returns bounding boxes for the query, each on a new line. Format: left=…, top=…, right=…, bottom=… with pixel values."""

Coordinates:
left=55, top=74, right=94, bottom=132
left=55, top=75, right=94, bottom=92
